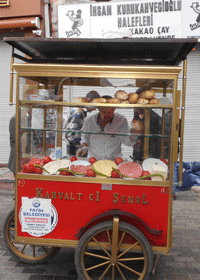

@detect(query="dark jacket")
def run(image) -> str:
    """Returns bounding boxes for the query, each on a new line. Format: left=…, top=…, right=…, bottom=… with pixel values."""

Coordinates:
left=8, top=115, right=16, bottom=174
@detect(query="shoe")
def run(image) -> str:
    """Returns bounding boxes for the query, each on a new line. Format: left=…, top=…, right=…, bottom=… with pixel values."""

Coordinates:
left=172, top=193, right=177, bottom=200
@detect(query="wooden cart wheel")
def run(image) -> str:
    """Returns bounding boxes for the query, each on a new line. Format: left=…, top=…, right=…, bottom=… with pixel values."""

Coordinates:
left=3, top=209, right=61, bottom=264
left=75, top=218, right=153, bottom=280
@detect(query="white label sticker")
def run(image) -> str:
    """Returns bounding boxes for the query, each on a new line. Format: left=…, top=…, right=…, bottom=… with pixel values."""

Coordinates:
left=21, top=197, right=52, bottom=234
left=102, top=184, right=112, bottom=190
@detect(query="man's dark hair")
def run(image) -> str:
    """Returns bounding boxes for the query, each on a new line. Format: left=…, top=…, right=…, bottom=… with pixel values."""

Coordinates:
left=86, top=90, right=100, bottom=101
left=102, top=95, right=112, bottom=100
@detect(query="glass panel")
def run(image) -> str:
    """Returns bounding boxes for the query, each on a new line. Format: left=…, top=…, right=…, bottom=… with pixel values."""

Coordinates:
left=18, top=76, right=174, bottom=182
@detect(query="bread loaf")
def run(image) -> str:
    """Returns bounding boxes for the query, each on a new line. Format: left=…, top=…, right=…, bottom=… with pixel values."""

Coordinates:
left=72, top=97, right=89, bottom=103
left=106, top=98, right=120, bottom=104
left=137, top=98, right=149, bottom=104
left=139, top=90, right=155, bottom=100
left=120, top=100, right=130, bottom=104
left=115, top=90, right=128, bottom=101
left=91, top=98, right=107, bottom=103
left=128, top=92, right=138, bottom=104
left=149, top=98, right=160, bottom=104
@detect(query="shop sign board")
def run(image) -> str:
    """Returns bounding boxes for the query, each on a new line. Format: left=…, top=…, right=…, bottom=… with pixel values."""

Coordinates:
left=182, top=1, right=200, bottom=39
left=58, top=0, right=200, bottom=39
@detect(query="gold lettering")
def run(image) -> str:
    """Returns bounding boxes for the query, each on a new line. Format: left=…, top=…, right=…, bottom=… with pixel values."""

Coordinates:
left=89, top=194, right=94, bottom=201
left=96, top=191, right=100, bottom=202
left=142, top=194, right=149, bottom=205
left=113, top=193, right=119, bottom=204
left=64, top=193, right=69, bottom=200
left=70, top=193, right=75, bottom=200
left=58, top=192, right=64, bottom=199
left=36, top=188, right=43, bottom=198
left=135, top=196, right=140, bottom=204
left=128, top=196, right=134, bottom=203
left=121, top=196, right=126, bottom=203
left=52, top=192, right=56, bottom=199
left=45, top=192, right=50, bottom=199
left=77, top=193, right=82, bottom=200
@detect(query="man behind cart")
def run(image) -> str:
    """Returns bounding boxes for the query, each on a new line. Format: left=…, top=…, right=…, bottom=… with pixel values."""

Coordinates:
left=65, top=90, right=100, bottom=156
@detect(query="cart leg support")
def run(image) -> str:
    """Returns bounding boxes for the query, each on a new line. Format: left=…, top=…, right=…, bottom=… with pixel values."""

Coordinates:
left=152, top=254, right=160, bottom=275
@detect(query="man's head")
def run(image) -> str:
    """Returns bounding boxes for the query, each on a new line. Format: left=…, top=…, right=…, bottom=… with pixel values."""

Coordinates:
left=86, top=91, right=100, bottom=102
left=98, top=95, right=115, bottom=123
left=85, top=91, right=100, bottom=112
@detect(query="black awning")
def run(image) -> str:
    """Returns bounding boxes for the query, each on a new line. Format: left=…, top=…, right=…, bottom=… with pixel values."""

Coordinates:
left=4, top=37, right=197, bottom=66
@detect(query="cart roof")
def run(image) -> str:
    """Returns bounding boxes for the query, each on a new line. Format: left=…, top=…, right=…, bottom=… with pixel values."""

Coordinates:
left=4, top=37, right=197, bottom=66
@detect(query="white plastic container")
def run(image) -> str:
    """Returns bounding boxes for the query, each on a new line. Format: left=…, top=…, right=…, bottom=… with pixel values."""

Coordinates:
left=55, top=147, right=62, bottom=160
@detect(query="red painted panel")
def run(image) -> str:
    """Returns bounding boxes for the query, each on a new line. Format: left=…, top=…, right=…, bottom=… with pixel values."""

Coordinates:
left=17, top=179, right=169, bottom=247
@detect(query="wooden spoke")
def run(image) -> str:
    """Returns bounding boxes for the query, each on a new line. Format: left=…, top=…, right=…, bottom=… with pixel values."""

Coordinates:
left=118, top=261, right=142, bottom=277
left=117, top=231, right=126, bottom=252
left=92, top=237, right=111, bottom=258
left=33, top=246, right=36, bottom=257
left=116, top=263, right=126, bottom=280
left=99, top=263, right=112, bottom=280
left=118, top=256, right=145, bottom=262
left=112, top=265, right=115, bottom=280
left=117, top=242, right=139, bottom=259
left=106, top=230, right=112, bottom=248
left=84, top=251, right=110, bottom=260
left=85, top=260, right=111, bottom=271
left=21, top=245, right=26, bottom=253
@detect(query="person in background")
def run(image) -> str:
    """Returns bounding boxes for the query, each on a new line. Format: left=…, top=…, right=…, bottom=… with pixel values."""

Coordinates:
left=132, top=107, right=177, bottom=199
left=65, top=90, right=100, bottom=156
left=8, top=114, right=16, bottom=175
left=77, top=95, right=137, bottom=160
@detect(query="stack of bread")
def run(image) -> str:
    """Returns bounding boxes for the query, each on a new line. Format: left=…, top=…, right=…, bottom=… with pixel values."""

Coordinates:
left=71, top=89, right=159, bottom=105
left=114, top=89, right=159, bottom=105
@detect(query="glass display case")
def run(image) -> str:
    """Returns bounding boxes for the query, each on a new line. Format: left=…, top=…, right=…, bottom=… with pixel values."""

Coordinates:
left=17, top=74, right=175, bottom=182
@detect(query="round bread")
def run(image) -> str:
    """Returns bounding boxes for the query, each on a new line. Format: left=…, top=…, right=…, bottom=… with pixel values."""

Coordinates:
left=91, top=98, right=107, bottom=103
left=128, top=92, right=139, bottom=104
left=120, top=100, right=130, bottom=104
left=115, top=90, right=128, bottom=101
left=149, top=98, right=160, bottom=104
left=137, top=98, right=149, bottom=104
left=71, top=97, right=88, bottom=103
left=131, top=119, right=144, bottom=133
left=139, top=90, right=155, bottom=100
left=106, top=98, right=120, bottom=104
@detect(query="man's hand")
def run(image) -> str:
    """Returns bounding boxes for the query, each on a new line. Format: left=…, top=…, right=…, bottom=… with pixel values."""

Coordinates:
left=76, top=146, right=88, bottom=157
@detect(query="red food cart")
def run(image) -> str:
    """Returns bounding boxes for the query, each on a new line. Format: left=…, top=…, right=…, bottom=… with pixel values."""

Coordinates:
left=3, top=38, right=197, bottom=280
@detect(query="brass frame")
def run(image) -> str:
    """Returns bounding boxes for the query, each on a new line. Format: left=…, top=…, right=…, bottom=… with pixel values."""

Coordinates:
left=14, top=62, right=182, bottom=254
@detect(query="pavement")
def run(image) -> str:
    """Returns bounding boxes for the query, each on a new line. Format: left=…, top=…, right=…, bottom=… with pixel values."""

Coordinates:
left=0, top=168, right=200, bottom=279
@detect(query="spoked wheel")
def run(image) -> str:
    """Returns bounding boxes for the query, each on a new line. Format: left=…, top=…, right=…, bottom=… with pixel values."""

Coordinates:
left=3, top=209, right=61, bottom=264
left=75, top=218, right=153, bottom=280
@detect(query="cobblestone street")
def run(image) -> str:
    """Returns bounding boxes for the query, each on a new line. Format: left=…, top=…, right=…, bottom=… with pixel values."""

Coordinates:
left=0, top=188, right=200, bottom=280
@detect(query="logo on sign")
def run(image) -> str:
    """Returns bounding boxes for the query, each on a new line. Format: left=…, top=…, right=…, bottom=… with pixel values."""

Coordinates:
left=190, top=2, right=200, bottom=31
left=32, top=200, right=41, bottom=208
left=66, top=9, right=83, bottom=37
